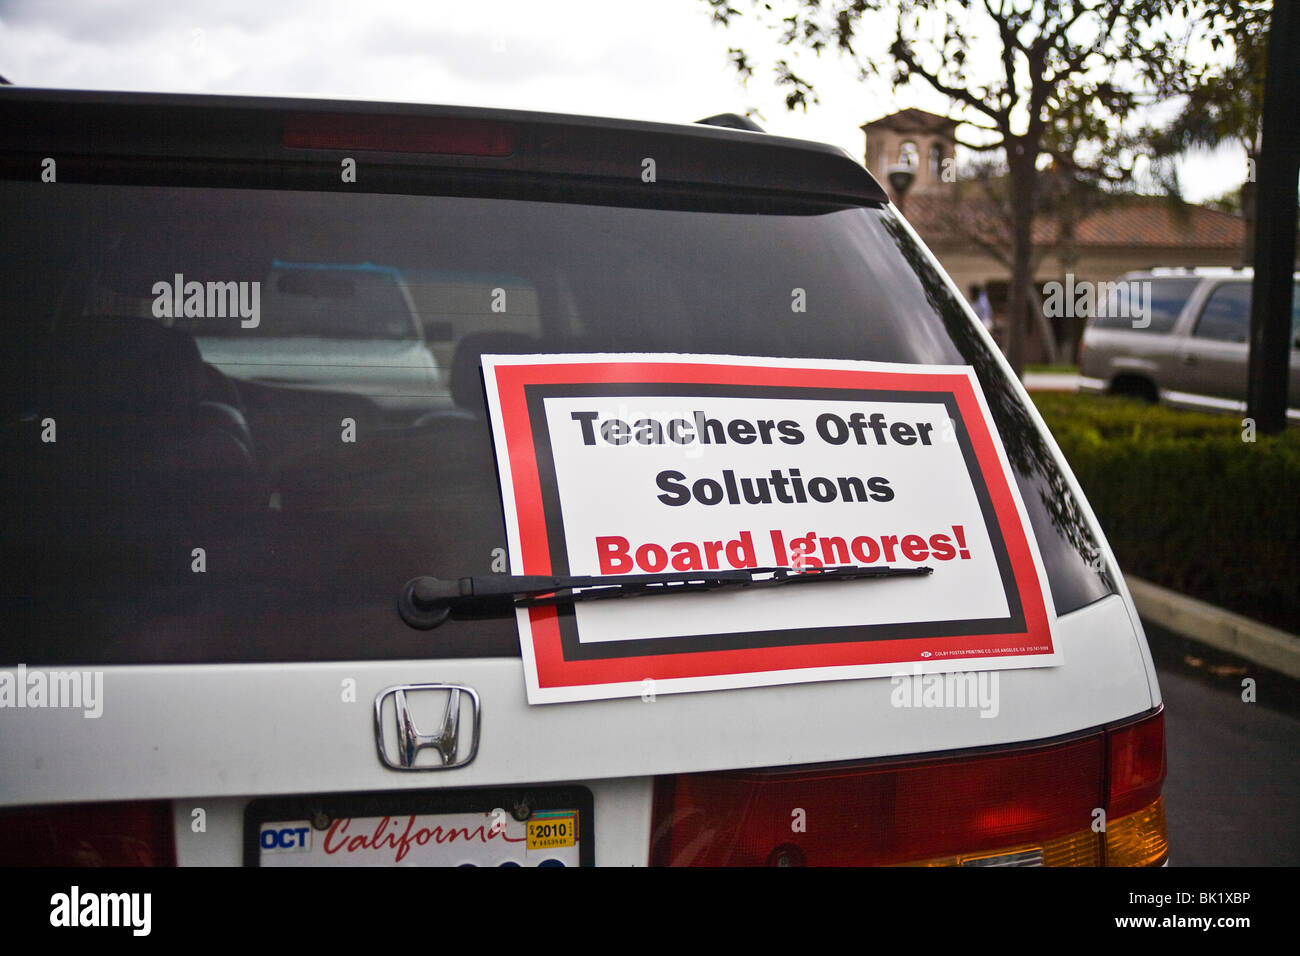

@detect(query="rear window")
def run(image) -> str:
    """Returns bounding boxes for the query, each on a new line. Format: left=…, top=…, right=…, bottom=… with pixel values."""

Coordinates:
left=0, top=181, right=1113, bottom=664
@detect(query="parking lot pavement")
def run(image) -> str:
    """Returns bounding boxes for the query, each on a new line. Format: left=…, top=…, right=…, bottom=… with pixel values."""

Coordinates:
left=1144, top=619, right=1300, bottom=866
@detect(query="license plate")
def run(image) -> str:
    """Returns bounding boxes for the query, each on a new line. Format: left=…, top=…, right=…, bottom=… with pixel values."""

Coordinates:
left=244, top=786, right=594, bottom=866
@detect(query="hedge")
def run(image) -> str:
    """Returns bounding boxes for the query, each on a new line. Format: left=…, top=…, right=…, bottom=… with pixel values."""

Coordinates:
left=1031, top=393, right=1300, bottom=633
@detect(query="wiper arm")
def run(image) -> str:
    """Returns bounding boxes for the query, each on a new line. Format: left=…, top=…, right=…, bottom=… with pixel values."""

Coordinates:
left=397, top=565, right=932, bottom=630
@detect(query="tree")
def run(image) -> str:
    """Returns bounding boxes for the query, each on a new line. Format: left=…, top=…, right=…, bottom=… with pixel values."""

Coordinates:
left=703, top=0, right=1228, bottom=376
left=941, top=148, right=1120, bottom=363
left=1244, top=1, right=1298, bottom=434
left=1142, top=0, right=1270, bottom=262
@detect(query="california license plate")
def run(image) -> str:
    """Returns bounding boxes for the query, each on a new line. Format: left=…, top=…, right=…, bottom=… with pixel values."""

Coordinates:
left=244, top=787, right=593, bottom=866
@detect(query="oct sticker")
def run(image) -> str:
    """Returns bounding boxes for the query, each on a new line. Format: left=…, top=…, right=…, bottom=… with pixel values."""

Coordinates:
left=481, top=353, right=1060, bottom=704
left=527, top=813, right=577, bottom=851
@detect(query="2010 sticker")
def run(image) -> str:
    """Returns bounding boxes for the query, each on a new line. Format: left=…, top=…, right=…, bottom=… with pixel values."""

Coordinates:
left=527, top=813, right=577, bottom=851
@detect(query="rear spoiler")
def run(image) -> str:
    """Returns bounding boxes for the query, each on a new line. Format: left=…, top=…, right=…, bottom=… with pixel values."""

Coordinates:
left=0, top=88, right=887, bottom=206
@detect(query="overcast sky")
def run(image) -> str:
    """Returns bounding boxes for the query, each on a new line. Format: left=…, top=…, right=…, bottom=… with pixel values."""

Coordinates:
left=0, top=0, right=1241, bottom=201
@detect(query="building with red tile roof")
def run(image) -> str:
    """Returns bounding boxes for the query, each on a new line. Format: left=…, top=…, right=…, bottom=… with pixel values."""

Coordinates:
left=862, top=108, right=1252, bottom=361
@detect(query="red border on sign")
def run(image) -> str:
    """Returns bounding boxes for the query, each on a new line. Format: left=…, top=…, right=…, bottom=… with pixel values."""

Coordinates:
left=490, top=360, right=1052, bottom=689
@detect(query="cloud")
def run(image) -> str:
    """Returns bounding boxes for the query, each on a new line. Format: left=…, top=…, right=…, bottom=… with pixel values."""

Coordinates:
left=2, top=0, right=1232, bottom=202
left=0, top=1, right=740, bottom=118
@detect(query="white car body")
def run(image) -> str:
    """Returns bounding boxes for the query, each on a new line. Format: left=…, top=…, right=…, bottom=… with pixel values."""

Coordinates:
left=3, top=594, right=1155, bottom=864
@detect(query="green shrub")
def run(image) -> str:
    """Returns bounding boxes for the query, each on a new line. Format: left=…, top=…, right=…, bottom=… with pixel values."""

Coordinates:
left=1032, top=393, right=1300, bottom=632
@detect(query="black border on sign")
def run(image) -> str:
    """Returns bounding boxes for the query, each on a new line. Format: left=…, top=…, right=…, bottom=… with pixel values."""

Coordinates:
left=522, top=382, right=1024, bottom=661
left=243, top=785, right=596, bottom=867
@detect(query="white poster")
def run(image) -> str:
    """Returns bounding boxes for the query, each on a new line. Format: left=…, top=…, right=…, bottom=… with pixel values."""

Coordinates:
left=481, top=354, right=1059, bottom=703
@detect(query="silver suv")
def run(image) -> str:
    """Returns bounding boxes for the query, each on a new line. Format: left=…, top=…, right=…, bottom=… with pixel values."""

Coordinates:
left=1078, top=268, right=1299, bottom=418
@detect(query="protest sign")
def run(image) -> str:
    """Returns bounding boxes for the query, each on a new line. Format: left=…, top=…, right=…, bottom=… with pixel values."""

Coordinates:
left=481, top=354, right=1059, bottom=703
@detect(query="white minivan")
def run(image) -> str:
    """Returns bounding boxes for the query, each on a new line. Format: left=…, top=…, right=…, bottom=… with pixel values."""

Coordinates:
left=0, top=89, right=1166, bottom=867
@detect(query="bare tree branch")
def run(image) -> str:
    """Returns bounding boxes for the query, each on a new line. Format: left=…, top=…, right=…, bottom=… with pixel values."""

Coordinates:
left=891, top=35, right=1010, bottom=127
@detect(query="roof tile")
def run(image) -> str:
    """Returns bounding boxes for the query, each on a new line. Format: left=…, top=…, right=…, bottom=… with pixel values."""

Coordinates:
left=903, top=193, right=1244, bottom=250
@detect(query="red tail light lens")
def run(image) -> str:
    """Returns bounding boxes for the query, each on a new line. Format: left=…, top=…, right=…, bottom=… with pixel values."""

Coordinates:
left=283, top=115, right=515, bottom=156
left=0, top=802, right=176, bottom=866
left=651, top=708, right=1166, bottom=866
left=1106, top=710, right=1166, bottom=819
left=651, top=736, right=1104, bottom=866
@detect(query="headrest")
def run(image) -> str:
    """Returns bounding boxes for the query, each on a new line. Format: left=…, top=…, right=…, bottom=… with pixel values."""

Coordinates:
left=47, top=317, right=206, bottom=415
left=449, top=331, right=543, bottom=413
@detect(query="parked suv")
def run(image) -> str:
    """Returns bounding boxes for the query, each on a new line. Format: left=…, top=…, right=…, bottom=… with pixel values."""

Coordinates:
left=1078, top=268, right=1300, bottom=418
left=0, top=89, right=1165, bottom=866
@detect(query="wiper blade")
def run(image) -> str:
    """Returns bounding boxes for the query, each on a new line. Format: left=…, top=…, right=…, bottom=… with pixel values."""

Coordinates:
left=397, top=565, right=932, bottom=630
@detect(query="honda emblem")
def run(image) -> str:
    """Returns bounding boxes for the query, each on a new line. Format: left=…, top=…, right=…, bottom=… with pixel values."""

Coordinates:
left=373, top=683, right=481, bottom=771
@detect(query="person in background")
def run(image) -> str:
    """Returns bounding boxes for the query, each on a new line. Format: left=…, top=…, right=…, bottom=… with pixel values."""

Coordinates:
left=969, top=283, right=994, bottom=331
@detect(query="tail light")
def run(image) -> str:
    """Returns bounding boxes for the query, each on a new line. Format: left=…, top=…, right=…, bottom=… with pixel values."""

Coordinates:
left=650, top=708, right=1165, bottom=866
left=0, top=802, right=176, bottom=866
left=1102, top=710, right=1168, bottom=866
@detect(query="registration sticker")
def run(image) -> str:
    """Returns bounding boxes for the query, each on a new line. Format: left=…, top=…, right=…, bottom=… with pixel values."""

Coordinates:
left=527, top=812, right=577, bottom=851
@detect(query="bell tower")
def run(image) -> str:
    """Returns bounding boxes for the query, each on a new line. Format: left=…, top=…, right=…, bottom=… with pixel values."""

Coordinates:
left=860, top=109, right=959, bottom=204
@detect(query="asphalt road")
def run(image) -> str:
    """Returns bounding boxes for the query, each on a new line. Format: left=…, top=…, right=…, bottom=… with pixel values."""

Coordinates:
left=1145, top=619, right=1300, bottom=866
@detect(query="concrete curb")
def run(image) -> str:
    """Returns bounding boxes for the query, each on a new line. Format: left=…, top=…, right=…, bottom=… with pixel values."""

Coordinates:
left=1021, top=372, right=1080, bottom=392
left=1127, top=575, right=1300, bottom=680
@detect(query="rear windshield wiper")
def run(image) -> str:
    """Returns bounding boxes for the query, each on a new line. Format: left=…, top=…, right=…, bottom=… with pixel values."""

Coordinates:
left=397, top=565, right=932, bottom=630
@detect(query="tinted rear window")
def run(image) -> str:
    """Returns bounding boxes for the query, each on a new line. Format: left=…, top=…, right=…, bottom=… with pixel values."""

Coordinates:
left=1, top=182, right=1113, bottom=664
